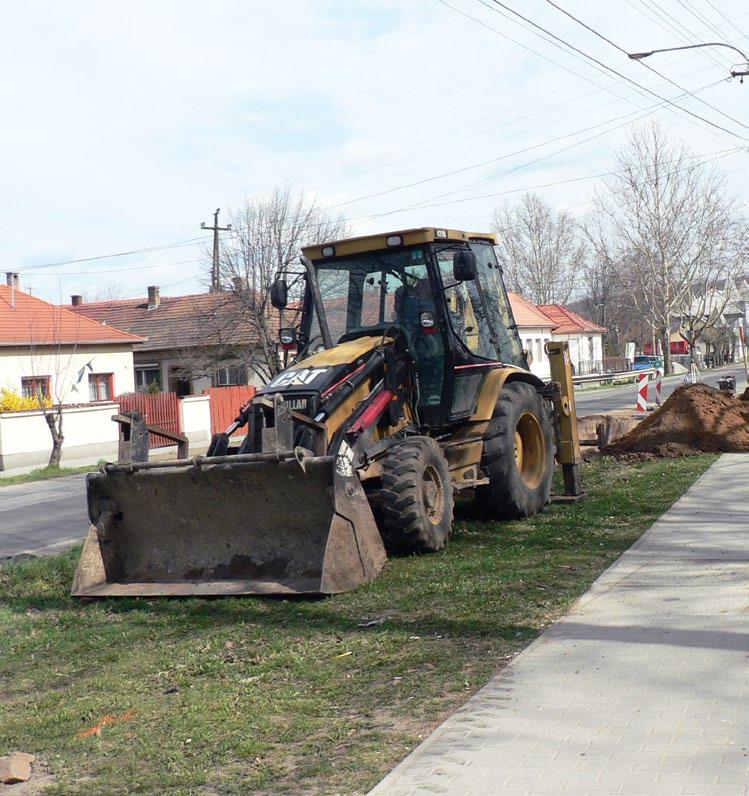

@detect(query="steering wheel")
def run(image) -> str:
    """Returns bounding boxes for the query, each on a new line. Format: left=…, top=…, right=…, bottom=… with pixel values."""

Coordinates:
left=304, top=334, right=325, bottom=354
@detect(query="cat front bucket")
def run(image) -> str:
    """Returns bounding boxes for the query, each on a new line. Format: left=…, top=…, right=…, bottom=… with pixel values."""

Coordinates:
left=71, top=452, right=386, bottom=597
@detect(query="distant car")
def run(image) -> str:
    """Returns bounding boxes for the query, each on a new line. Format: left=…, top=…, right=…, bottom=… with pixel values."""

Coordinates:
left=633, top=355, right=663, bottom=371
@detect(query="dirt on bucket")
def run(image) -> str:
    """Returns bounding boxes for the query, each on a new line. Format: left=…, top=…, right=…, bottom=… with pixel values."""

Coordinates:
left=603, top=383, right=749, bottom=458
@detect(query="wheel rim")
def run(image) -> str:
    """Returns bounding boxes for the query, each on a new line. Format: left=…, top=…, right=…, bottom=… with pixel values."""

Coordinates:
left=422, top=464, right=445, bottom=525
left=514, top=412, right=546, bottom=489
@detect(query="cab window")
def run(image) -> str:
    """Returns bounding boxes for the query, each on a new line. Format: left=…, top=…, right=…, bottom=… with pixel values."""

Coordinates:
left=435, top=249, right=498, bottom=360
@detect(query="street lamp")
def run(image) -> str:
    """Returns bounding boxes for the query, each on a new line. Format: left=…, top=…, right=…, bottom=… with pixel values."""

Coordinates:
left=628, top=42, right=749, bottom=80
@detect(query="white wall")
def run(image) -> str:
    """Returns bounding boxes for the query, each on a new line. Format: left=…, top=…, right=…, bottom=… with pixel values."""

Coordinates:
left=0, top=392, right=216, bottom=474
left=0, top=402, right=120, bottom=472
left=0, top=344, right=135, bottom=404
left=179, top=395, right=211, bottom=445
left=519, top=326, right=553, bottom=380
left=551, top=332, right=604, bottom=373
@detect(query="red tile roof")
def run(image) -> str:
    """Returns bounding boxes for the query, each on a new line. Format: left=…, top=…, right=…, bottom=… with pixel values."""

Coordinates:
left=68, top=291, right=267, bottom=352
left=537, top=304, right=607, bottom=334
left=0, top=285, right=142, bottom=347
left=508, top=292, right=557, bottom=329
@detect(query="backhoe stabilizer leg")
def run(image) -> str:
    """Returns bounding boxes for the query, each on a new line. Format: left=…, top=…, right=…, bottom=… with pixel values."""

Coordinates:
left=545, top=341, right=586, bottom=501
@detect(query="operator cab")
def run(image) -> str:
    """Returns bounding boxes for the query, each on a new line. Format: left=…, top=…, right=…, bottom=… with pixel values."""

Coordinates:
left=273, top=228, right=526, bottom=428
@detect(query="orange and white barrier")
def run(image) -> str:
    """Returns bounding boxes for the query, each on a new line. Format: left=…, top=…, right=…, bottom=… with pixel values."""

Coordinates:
left=636, top=372, right=649, bottom=413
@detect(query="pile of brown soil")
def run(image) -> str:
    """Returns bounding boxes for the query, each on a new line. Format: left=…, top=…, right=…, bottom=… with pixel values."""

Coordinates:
left=603, top=383, right=749, bottom=458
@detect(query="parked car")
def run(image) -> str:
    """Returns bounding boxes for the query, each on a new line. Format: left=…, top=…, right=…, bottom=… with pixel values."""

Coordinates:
left=633, top=355, right=663, bottom=371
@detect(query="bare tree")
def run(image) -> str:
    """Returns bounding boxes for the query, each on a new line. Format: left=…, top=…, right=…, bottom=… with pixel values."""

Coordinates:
left=580, top=215, right=648, bottom=356
left=82, top=282, right=129, bottom=303
left=491, top=192, right=583, bottom=305
left=586, top=121, right=744, bottom=373
left=215, top=187, right=347, bottom=382
left=26, top=318, right=80, bottom=467
left=674, top=233, right=747, bottom=366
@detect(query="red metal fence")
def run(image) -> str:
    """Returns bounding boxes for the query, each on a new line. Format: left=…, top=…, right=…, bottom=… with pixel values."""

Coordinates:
left=117, top=392, right=182, bottom=448
left=205, top=385, right=256, bottom=436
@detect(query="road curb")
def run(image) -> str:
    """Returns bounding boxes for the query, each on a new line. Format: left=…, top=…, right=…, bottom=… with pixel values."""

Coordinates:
left=0, top=536, right=83, bottom=565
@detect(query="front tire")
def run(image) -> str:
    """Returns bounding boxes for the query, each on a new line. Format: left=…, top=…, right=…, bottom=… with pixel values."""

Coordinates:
left=477, top=381, right=554, bottom=519
left=376, top=436, right=454, bottom=554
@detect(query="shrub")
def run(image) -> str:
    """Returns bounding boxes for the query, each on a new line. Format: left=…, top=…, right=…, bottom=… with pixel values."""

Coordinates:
left=0, top=387, right=52, bottom=412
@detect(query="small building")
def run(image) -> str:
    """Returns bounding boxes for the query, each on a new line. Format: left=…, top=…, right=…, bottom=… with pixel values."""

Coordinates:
left=507, top=292, right=556, bottom=380
left=68, top=286, right=271, bottom=396
left=0, top=274, right=141, bottom=404
left=537, top=304, right=607, bottom=376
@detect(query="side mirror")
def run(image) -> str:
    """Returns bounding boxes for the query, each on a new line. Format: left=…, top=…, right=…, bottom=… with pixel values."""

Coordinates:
left=453, top=250, right=477, bottom=281
left=270, top=278, right=288, bottom=309
left=279, top=327, right=297, bottom=349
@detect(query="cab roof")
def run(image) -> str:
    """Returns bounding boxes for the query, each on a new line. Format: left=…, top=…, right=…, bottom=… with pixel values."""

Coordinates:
left=302, top=227, right=497, bottom=260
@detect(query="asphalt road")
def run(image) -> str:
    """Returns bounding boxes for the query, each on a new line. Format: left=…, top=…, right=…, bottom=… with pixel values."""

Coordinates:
left=1, top=365, right=745, bottom=560
left=0, top=475, right=88, bottom=560
left=574, top=365, right=747, bottom=414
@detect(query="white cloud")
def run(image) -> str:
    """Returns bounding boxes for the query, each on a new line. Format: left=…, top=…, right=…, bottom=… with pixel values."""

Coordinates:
left=0, top=0, right=746, bottom=301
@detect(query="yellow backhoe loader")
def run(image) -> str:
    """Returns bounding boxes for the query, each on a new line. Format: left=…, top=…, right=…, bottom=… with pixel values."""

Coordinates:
left=72, top=228, right=581, bottom=598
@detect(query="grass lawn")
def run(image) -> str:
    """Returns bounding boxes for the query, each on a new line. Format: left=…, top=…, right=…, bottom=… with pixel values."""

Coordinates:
left=0, top=454, right=715, bottom=795
left=0, top=464, right=98, bottom=488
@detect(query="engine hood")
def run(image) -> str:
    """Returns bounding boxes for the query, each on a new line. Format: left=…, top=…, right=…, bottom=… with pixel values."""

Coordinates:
left=256, top=335, right=386, bottom=401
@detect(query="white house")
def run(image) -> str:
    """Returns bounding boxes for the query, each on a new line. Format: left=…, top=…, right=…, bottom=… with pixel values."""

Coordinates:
left=0, top=274, right=142, bottom=405
left=508, top=292, right=556, bottom=380
left=538, top=303, right=607, bottom=375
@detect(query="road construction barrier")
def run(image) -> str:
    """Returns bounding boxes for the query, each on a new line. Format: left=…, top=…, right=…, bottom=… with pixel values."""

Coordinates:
left=636, top=372, right=649, bottom=413
left=654, top=369, right=663, bottom=406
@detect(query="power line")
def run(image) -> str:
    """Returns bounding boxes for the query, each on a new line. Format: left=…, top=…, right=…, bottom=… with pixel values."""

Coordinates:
left=327, top=77, right=724, bottom=211
left=646, top=0, right=727, bottom=69
left=624, top=0, right=725, bottom=71
left=307, top=0, right=709, bottom=193
left=393, top=147, right=742, bottom=213
left=302, top=0, right=640, bottom=193
left=213, top=2, right=748, bottom=224
left=322, top=59, right=722, bottom=198
left=702, top=1, right=748, bottom=40
left=16, top=236, right=210, bottom=274
left=19, top=257, right=204, bottom=278
left=542, top=0, right=748, bottom=130
left=471, top=0, right=739, bottom=149
left=483, top=0, right=747, bottom=143
left=675, top=0, right=733, bottom=46
left=349, top=92, right=737, bottom=225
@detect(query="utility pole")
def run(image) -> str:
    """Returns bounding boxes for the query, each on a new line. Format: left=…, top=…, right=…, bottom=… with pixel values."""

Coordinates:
left=201, top=208, right=232, bottom=292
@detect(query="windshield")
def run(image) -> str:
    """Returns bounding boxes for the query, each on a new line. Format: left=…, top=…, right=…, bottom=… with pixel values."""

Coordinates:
left=305, top=248, right=432, bottom=347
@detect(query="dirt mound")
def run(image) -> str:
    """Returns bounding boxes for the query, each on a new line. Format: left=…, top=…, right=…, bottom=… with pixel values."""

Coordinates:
left=603, top=383, right=749, bottom=457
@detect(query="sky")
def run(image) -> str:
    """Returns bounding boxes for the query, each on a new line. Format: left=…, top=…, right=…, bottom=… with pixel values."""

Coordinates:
left=2, top=0, right=748, bottom=304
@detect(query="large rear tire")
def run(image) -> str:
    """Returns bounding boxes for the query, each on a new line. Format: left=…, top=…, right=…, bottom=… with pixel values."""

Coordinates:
left=477, top=381, right=554, bottom=519
left=376, top=436, right=454, bottom=555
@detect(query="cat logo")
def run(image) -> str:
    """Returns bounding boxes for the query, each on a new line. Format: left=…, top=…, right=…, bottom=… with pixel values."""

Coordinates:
left=268, top=367, right=329, bottom=389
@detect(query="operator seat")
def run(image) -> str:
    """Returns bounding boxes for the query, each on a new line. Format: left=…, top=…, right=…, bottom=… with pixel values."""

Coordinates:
left=393, top=277, right=444, bottom=410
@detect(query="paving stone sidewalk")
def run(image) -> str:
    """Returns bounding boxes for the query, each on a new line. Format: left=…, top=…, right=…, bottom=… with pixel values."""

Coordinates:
left=371, top=454, right=749, bottom=795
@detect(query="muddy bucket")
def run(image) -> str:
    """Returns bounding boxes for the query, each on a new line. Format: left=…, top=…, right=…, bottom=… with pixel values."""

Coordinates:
left=71, top=453, right=386, bottom=597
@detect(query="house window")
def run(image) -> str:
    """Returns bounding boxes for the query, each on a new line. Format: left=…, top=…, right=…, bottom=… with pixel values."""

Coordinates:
left=535, top=339, right=543, bottom=363
left=135, top=365, right=162, bottom=392
left=21, top=376, right=51, bottom=401
left=88, top=373, right=114, bottom=402
left=212, top=366, right=248, bottom=387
